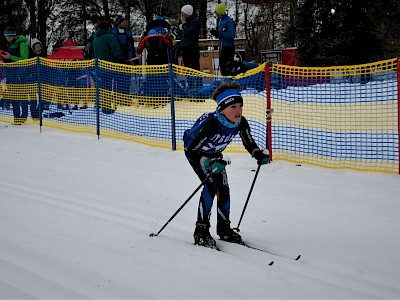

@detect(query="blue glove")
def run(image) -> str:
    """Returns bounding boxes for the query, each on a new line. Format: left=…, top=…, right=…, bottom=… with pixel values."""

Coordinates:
left=200, top=157, right=228, bottom=174
left=253, top=148, right=270, bottom=165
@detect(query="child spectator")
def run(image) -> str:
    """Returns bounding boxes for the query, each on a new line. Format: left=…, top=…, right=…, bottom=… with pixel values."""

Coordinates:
left=30, top=38, right=47, bottom=58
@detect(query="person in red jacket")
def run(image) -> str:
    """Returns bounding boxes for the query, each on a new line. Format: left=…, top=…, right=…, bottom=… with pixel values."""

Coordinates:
left=137, top=29, right=173, bottom=65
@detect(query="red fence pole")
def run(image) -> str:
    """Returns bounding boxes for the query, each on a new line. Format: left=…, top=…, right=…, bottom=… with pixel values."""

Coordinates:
left=265, top=63, right=272, bottom=161
left=397, top=58, right=400, bottom=174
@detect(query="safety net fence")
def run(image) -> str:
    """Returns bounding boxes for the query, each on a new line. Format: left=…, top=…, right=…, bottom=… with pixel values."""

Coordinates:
left=0, top=57, right=399, bottom=174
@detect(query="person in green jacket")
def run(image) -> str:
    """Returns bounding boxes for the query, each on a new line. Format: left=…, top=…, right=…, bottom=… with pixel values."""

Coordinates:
left=93, top=19, right=124, bottom=63
left=1, top=27, right=31, bottom=124
left=92, top=18, right=124, bottom=114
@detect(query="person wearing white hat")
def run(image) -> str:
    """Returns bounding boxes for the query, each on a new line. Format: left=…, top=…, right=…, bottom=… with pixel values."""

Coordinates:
left=176, top=4, right=201, bottom=72
left=29, top=38, right=47, bottom=119
left=180, top=4, right=193, bottom=16
left=30, top=38, right=46, bottom=58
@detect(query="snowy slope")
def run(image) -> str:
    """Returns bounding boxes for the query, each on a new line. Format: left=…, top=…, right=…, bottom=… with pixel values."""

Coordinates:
left=1, top=123, right=400, bottom=299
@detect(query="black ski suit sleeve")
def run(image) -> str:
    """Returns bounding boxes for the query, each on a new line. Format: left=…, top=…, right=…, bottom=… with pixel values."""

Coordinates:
left=239, top=117, right=261, bottom=157
left=184, top=117, right=221, bottom=164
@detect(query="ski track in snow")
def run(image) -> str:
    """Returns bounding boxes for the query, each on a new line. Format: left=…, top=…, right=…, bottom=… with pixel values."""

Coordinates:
left=1, top=124, right=400, bottom=299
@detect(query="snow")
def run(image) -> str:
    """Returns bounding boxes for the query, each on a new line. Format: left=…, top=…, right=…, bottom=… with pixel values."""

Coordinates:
left=1, top=122, right=400, bottom=299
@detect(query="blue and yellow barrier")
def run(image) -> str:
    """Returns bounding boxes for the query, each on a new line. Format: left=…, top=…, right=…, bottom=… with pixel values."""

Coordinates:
left=0, top=57, right=398, bottom=174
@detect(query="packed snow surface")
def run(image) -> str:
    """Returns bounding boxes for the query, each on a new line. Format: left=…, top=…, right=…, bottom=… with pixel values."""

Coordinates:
left=1, top=123, right=400, bottom=299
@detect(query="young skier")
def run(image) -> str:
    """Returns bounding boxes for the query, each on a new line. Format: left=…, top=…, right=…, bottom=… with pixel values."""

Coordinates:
left=183, top=81, right=270, bottom=249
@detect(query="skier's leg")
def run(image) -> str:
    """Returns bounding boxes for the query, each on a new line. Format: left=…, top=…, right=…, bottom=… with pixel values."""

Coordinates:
left=215, top=170, right=242, bottom=243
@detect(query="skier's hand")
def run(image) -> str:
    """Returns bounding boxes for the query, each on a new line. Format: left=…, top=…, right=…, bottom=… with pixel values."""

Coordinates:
left=210, top=159, right=227, bottom=174
left=180, top=13, right=188, bottom=24
left=253, top=148, right=270, bottom=165
left=200, top=157, right=228, bottom=174
left=1, top=51, right=11, bottom=60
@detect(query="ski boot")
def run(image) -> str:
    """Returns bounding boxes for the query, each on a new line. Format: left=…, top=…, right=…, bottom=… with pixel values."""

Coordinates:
left=193, top=221, right=218, bottom=250
left=217, top=221, right=244, bottom=245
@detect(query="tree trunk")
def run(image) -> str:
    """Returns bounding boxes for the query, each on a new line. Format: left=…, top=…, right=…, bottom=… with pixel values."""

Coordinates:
left=24, top=0, right=37, bottom=37
left=198, top=0, right=207, bottom=39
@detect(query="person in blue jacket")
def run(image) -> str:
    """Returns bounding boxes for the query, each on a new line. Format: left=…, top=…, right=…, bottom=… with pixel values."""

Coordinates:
left=111, top=16, right=137, bottom=64
left=211, top=3, right=236, bottom=76
left=183, top=81, right=270, bottom=249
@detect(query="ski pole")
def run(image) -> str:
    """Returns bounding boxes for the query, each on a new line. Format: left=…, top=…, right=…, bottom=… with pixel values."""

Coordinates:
left=150, top=172, right=213, bottom=237
left=233, top=164, right=261, bottom=232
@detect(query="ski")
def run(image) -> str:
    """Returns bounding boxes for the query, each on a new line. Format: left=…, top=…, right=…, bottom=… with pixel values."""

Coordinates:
left=194, top=241, right=274, bottom=266
left=194, top=239, right=300, bottom=266
left=218, top=240, right=275, bottom=266
left=242, top=242, right=301, bottom=261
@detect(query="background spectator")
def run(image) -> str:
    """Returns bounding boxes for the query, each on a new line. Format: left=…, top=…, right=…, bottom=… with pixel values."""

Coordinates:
left=93, top=18, right=124, bottom=114
left=212, top=3, right=236, bottom=76
left=29, top=37, right=48, bottom=113
left=93, top=18, right=124, bottom=63
left=146, top=16, right=171, bottom=35
left=137, top=29, right=173, bottom=65
left=111, top=16, right=137, bottom=64
left=175, top=5, right=200, bottom=71
left=1, top=27, right=30, bottom=124
left=30, top=38, right=47, bottom=58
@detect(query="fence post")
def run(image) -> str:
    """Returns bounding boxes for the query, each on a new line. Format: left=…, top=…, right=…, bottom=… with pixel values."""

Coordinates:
left=37, top=57, right=42, bottom=130
left=168, top=49, right=177, bottom=150
left=265, top=63, right=272, bottom=161
left=95, top=59, right=100, bottom=139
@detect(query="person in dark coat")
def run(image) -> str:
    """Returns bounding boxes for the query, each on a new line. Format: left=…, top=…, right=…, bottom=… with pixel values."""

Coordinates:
left=176, top=4, right=201, bottom=71
left=93, top=19, right=124, bottom=63
left=175, top=5, right=202, bottom=90
left=93, top=18, right=124, bottom=114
